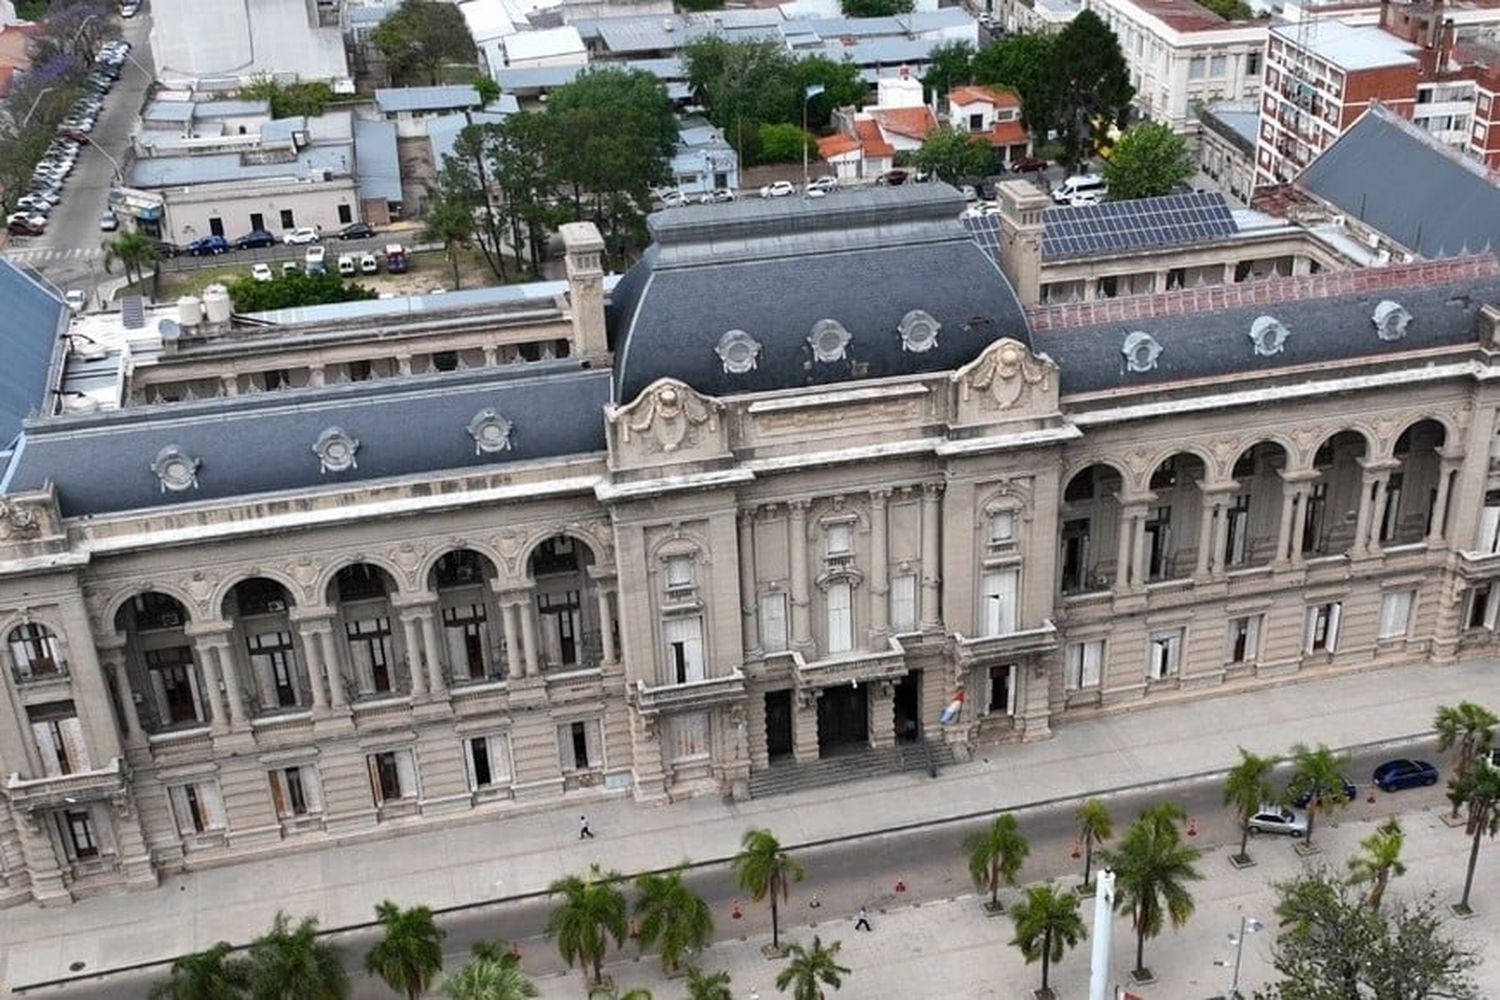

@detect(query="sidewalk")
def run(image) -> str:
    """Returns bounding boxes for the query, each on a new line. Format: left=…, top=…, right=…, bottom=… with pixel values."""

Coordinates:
left=5, top=656, right=1498, bottom=990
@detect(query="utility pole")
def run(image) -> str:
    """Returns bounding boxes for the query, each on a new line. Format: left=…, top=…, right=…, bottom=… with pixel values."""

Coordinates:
left=1088, top=868, right=1115, bottom=1000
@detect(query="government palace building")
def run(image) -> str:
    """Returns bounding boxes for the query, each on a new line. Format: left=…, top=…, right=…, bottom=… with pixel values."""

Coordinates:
left=1, top=182, right=1498, bottom=906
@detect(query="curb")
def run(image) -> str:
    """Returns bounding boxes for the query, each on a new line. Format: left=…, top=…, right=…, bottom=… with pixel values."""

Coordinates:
left=10, top=728, right=1436, bottom=993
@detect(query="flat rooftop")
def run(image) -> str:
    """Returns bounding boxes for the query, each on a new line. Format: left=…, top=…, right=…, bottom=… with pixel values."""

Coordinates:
left=1271, top=18, right=1420, bottom=69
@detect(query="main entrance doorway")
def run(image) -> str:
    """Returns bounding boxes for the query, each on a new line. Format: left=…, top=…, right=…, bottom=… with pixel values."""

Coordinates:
left=765, top=690, right=793, bottom=761
left=817, top=683, right=868, bottom=754
left=893, top=670, right=922, bottom=743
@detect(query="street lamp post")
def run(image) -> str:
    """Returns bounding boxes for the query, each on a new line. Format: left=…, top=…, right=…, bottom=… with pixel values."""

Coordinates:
left=19, top=87, right=57, bottom=129
left=1215, top=915, right=1264, bottom=1000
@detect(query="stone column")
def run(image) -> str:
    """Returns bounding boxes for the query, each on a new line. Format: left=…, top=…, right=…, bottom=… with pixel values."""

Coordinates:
left=298, top=625, right=329, bottom=711
left=103, top=654, right=143, bottom=745
left=792, top=689, right=821, bottom=763
left=738, top=513, right=760, bottom=654
left=1273, top=483, right=1298, bottom=565
left=210, top=637, right=247, bottom=727
left=869, top=489, right=890, bottom=641
left=788, top=501, right=812, bottom=650
left=1288, top=487, right=1310, bottom=563
left=194, top=638, right=228, bottom=731
left=420, top=611, right=446, bottom=694
left=1195, top=490, right=1219, bottom=578
left=501, top=602, right=524, bottom=679
left=1366, top=473, right=1391, bottom=553
left=519, top=598, right=541, bottom=676
left=1131, top=509, right=1150, bottom=586
left=318, top=628, right=347, bottom=707
left=399, top=614, right=428, bottom=696
left=867, top=681, right=896, bottom=749
left=1429, top=459, right=1460, bottom=545
left=920, top=483, right=942, bottom=627
left=1115, top=505, right=1140, bottom=590
left=595, top=588, right=617, bottom=665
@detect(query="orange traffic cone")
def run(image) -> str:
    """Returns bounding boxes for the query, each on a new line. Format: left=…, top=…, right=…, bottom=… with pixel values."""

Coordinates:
left=894, top=878, right=907, bottom=892
left=1187, top=817, right=1199, bottom=838
left=731, top=899, right=742, bottom=920
left=1070, top=840, right=1082, bottom=860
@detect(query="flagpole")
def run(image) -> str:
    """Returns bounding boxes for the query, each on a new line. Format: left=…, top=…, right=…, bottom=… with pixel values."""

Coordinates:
left=802, top=91, right=810, bottom=193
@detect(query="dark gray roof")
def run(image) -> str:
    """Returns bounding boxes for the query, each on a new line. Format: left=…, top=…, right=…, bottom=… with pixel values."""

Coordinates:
left=4, top=365, right=610, bottom=517
left=1032, top=267, right=1500, bottom=395
left=354, top=118, right=401, bottom=205
left=610, top=184, right=1031, bottom=402
left=1297, top=105, right=1500, bottom=259
left=0, top=261, right=65, bottom=451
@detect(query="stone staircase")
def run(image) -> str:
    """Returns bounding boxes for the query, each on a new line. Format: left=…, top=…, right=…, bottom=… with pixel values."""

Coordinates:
left=748, top=741, right=956, bottom=799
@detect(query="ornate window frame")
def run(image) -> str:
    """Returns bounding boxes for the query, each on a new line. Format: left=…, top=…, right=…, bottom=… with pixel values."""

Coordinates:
left=808, top=319, right=852, bottom=364
left=897, top=309, right=941, bottom=354
left=467, top=408, right=515, bottom=455
left=1248, top=315, right=1290, bottom=357
left=1122, top=331, right=1162, bottom=373
left=715, top=329, right=762, bottom=374
left=313, top=427, right=359, bottom=474
left=151, top=445, right=201, bottom=493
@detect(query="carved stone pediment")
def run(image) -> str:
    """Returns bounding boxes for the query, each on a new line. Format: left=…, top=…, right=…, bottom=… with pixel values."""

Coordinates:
left=613, top=378, right=724, bottom=455
left=0, top=487, right=65, bottom=557
left=952, top=338, right=1060, bottom=418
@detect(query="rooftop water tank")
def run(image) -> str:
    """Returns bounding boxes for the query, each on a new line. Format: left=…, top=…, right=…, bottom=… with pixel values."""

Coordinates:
left=202, top=284, right=232, bottom=325
left=177, top=295, right=202, bottom=327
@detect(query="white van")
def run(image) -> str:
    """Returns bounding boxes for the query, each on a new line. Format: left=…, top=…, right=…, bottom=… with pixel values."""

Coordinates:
left=1051, top=174, right=1107, bottom=206
left=337, top=253, right=357, bottom=277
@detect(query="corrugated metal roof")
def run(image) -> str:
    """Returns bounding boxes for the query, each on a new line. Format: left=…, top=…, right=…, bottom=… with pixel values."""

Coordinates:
left=375, top=85, right=482, bottom=114
left=354, top=118, right=402, bottom=205
left=426, top=111, right=511, bottom=170
left=129, top=144, right=354, bottom=188
left=1297, top=105, right=1500, bottom=259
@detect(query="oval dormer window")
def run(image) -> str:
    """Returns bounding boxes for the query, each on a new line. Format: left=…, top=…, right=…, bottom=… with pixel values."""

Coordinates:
left=715, top=329, right=762, bottom=374
left=1372, top=300, right=1411, bottom=342
left=897, top=309, right=941, bottom=354
left=1248, top=315, right=1290, bottom=357
left=1122, top=331, right=1161, bottom=373
left=808, top=319, right=851, bottom=364
left=313, top=427, right=360, bottom=474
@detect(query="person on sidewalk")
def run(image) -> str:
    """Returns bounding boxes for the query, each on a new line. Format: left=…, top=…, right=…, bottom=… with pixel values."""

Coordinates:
left=854, top=906, right=872, bottom=931
left=579, top=815, right=595, bottom=839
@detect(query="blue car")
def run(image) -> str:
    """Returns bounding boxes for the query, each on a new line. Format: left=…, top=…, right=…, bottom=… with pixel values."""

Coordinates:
left=1373, top=758, right=1439, bottom=792
left=185, top=235, right=230, bottom=256
left=1292, top=776, right=1358, bottom=808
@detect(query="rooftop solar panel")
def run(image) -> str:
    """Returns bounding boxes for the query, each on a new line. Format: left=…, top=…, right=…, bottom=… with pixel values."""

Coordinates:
left=1038, top=191, right=1238, bottom=261
left=120, top=295, right=145, bottom=330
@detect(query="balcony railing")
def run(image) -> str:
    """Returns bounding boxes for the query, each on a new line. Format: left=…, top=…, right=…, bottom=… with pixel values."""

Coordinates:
left=952, top=621, right=1059, bottom=664
left=5, top=757, right=126, bottom=811
left=633, top=670, right=747, bottom=715
left=788, top=636, right=910, bottom=690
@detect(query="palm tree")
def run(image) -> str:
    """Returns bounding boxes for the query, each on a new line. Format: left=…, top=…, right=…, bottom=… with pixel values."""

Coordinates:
left=683, top=966, right=733, bottom=1000
left=1099, top=803, right=1203, bottom=981
left=244, top=911, right=349, bottom=1000
left=1436, top=702, right=1498, bottom=819
left=1346, top=817, right=1406, bottom=910
left=732, top=828, right=806, bottom=952
left=1286, top=742, right=1352, bottom=848
left=364, top=900, right=446, bottom=1000
left=633, top=867, right=713, bottom=973
left=1224, top=748, right=1279, bottom=864
left=439, top=954, right=537, bottom=1000
left=545, top=864, right=628, bottom=987
left=774, top=936, right=850, bottom=1000
left=101, top=228, right=159, bottom=288
left=1075, top=798, right=1112, bottom=889
left=1008, top=884, right=1086, bottom=997
left=1451, top=761, right=1500, bottom=912
left=963, top=813, right=1030, bottom=911
left=148, top=941, right=249, bottom=1000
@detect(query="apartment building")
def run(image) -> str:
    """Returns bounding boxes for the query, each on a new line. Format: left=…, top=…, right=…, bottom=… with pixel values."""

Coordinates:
left=1, top=188, right=1499, bottom=908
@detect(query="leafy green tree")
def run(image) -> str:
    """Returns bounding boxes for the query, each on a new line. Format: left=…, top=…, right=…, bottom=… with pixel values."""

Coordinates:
left=545, top=864, right=629, bottom=987
left=101, top=229, right=160, bottom=288
left=423, top=178, right=478, bottom=290
left=1042, top=10, right=1134, bottom=168
left=1451, top=760, right=1500, bottom=913
left=244, top=912, right=349, bottom=1000
left=839, top=0, right=914, bottom=15
left=1436, top=701, right=1497, bottom=818
left=1286, top=742, right=1353, bottom=849
left=364, top=900, right=446, bottom=1000
left=1100, top=120, right=1194, bottom=200
left=732, top=828, right=805, bottom=952
left=1264, top=869, right=1480, bottom=999
left=1346, top=817, right=1406, bottom=911
left=789, top=55, right=868, bottom=130
left=225, top=272, right=378, bottom=313
left=1099, top=803, right=1202, bottom=980
left=963, top=814, right=1030, bottom=910
left=1223, top=748, right=1279, bottom=864
left=373, top=0, right=478, bottom=85
left=774, top=936, right=850, bottom=1000
left=1009, top=884, right=1085, bottom=996
left=921, top=41, right=974, bottom=104
left=915, top=125, right=995, bottom=185
left=240, top=75, right=334, bottom=118
left=1075, top=799, right=1112, bottom=889
left=471, top=73, right=501, bottom=106
left=971, top=34, right=1056, bottom=130
left=633, top=868, right=713, bottom=973
left=683, top=966, right=733, bottom=1000
left=440, top=128, right=508, bottom=283
left=683, top=37, right=797, bottom=156
left=1198, top=0, right=1253, bottom=18
left=148, top=941, right=249, bottom=1000
left=755, top=122, right=815, bottom=165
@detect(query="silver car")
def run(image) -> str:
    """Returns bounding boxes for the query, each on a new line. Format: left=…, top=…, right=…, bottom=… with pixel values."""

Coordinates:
left=1246, top=805, right=1308, bottom=838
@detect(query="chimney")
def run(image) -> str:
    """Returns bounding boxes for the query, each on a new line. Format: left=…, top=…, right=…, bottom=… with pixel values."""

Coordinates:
left=560, top=222, right=608, bottom=358
left=997, top=179, right=1052, bottom=306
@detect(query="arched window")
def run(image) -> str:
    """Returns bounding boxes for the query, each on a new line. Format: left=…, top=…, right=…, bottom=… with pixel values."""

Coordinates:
left=9, top=622, right=63, bottom=680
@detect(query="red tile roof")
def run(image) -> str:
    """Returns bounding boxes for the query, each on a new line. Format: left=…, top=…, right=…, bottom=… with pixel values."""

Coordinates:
left=817, top=132, right=861, bottom=159
left=1025, top=254, right=1500, bottom=331
left=853, top=118, right=896, bottom=157
left=870, top=106, right=937, bottom=140
left=1125, top=0, right=1244, bottom=32
left=948, top=85, right=1020, bottom=108
left=987, top=120, right=1030, bottom=147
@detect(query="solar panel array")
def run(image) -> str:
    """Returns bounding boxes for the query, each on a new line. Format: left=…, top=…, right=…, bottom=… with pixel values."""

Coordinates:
left=1040, top=191, right=1237, bottom=261
left=963, top=212, right=1002, bottom=265
left=120, top=295, right=145, bottom=330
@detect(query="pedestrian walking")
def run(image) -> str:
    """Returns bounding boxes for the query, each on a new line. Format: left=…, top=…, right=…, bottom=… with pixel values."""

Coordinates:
left=579, top=815, right=595, bottom=839
left=854, top=906, right=872, bottom=931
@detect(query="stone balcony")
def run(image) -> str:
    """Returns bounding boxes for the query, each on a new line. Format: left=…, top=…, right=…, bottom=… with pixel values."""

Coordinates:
left=633, top=670, right=747, bottom=715
left=786, top=637, right=909, bottom=691
left=4, top=757, right=127, bottom=812
left=952, top=621, right=1059, bottom=665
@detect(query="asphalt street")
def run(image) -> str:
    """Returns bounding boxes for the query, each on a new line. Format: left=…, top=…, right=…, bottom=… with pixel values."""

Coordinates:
left=29, top=739, right=1448, bottom=999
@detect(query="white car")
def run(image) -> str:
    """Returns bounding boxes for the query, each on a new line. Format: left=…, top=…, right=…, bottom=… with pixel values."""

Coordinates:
left=1246, top=805, right=1309, bottom=838
left=359, top=252, right=379, bottom=275
left=659, top=189, right=689, bottom=208
left=304, top=245, right=327, bottom=273
left=283, top=227, right=321, bottom=245
left=699, top=188, right=736, bottom=204
left=759, top=181, right=795, bottom=199
left=98, top=210, right=119, bottom=232
left=64, top=289, right=86, bottom=312
left=806, top=175, right=838, bottom=193
left=250, top=263, right=273, bottom=282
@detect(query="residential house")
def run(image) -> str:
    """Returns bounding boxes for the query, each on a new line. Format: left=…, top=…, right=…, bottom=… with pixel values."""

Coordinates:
left=502, top=25, right=588, bottom=69
left=1197, top=99, right=1258, bottom=203
left=817, top=118, right=896, bottom=181
left=670, top=117, right=740, bottom=196
left=0, top=18, right=37, bottom=98
left=948, top=85, right=1033, bottom=168
left=376, top=86, right=483, bottom=138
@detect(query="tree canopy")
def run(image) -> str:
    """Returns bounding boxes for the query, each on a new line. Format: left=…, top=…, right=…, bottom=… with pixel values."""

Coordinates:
left=971, top=34, right=1056, bottom=131
left=922, top=42, right=975, bottom=103
left=1101, top=120, right=1195, bottom=199
left=839, top=0, right=914, bottom=15
left=240, top=76, right=334, bottom=119
left=226, top=273, right=377, bottom=313
left=914, top=126, right=995, bottom=185
left=1198, top=0, right=1254, bottom=19
left=1042, top=10, right=1134, bottom=167
left=373, top=0, right=478, bottom=85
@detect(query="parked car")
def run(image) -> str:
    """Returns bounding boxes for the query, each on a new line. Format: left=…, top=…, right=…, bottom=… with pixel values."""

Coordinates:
left=337, top=253, right=357, bottom=276
left=250, top=263, right=273, bottom=282
left=1292, top=777, right=1358, bottom=809
left=235, top=229, right=276, bottom=249
left=1010, top=155, right=1049, bottom=174
left=7, top=212, right=46, bottom=235
left=281, top=261, right=301, bottom=277
left=359, top=252, right=379, bottom=275
left=759, top=180, right=795, bottom=199
left=283, top=226, right=321, bottom=245
left=1372, top=758, right=1439, bottom=791
left=336, top=222, right=375, bottom=241
left=879, top=169, right=909, bottom=187
left=64, top=289, right=86, bottom=312
left=1052, top=173, right=1108, bottom=206
left=659, top=188, right=689, bottom=208
left=120, top=1, right=141, bottom=16
left=98, top=210, right=118, bottom=231
left=17, top=193, right=58, bottom=212
left=699, top=188, right=736, bottom=204
left=304, top=245, right=327, bottom=274
left=1246, top=805, right=1309, bottom=838
left=806, top=175, right=838, bottom=193
left=148, top=239, right=180, bottom=258
left=185, top=235, right=230, bottom=256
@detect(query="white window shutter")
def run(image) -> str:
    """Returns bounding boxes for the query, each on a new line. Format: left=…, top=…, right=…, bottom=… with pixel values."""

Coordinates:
left=169, top=786, right=194, bottom=835
left=395, top=749, right=418, bottom=799
left=1326, top=603, right=1342, bottom=653
left=490, top=735, right=512, bottom=783
left=1303, top=607, right=1319, bottom=654
left=1486, top=588, right=1500, bottom=630
left=202, top=783, right=227, bottom=830
left=890, top=574, right=916, bottom=632
left=981, top=569, right=1018, bottom=636
left=31, top=722, right=60, bottom=777
left=268, top=772, right=288, bottom=819
left=9, top=638, right=32, bottom=676
left=93, top=805, right=117, bottom=855
left=367, top=755, right=384, bottom=805
left=462, top=738, right=478, bottom=790
left=304, top=768, right=324, bottom=813
left=1082, top=641, right=1102, bottom=687
left=1482, top=506, right=1500, bottom=554
left=59, top=717, right=91, bottom=772
left=827, top=583, right=852, bottom=654
left=1245, top=617, right=1260, bottom=660
left=759, top=593, right=788, bottom=652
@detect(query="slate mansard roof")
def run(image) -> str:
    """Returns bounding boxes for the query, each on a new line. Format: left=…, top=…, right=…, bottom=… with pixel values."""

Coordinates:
left=0, top=262, right=66, bottom=453
left=608, top=184, right=1032, bottom=403
left=3, top=364, right=611, bottom=518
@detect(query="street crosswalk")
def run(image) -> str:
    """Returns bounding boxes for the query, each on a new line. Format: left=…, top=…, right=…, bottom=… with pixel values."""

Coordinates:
left=1, top=246, right=104, bottom=264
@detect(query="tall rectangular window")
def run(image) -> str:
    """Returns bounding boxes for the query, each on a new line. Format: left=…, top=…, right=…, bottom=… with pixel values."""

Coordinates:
left=29, top=710, right=89, bottom=777
left=1065, top=639, right=1104, bottom=690
left=169, top=781, right=226, bottom=836
left=1147, top=628, right=1183, bottom=680
left=826, top=582, right=853, bottom=654
left=1476, top=491, right=1500, bottom=553
left=61, top=810, right=99, bottom=860
left=442, top=604, right=488, bottom=680
left=988, top=511, right=1015, bottom=546
left=345, top=617, right=393, bottom=693
left=268, top=765, right=323, bottom=819
left=1379, top=590, right=1415, bottom=639
left=889, top=574, right=917, bottom=633
left=665, top=556, right=694, bottom=593
left=464, top=734, right=512, bottom=790
left=247, top=631, right=299, bottom=709
left=1380, top=473, right=1403, bottom=543
left=759, top=593, right=788, bottom=652
left=9, top=623, right=62, bottom=678
left=980, top=569, right=1018, bottom=637
left=825, top=524, right=853, bottom=558
left=663, top=616, right=705, bottom=684
left=1226, top=615, right=1261, bottom=664
left=367, top=749, right=417, bottom=805
left=1224, top=494, right=1250, bottom=566
left=1304, top=602, right=1342, bottom=654
left=559, top=719, right=602, bottom=772
left=1145, top=507, right=1173, bottom=580
left=1467, top=583, right=1498, bottom=630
